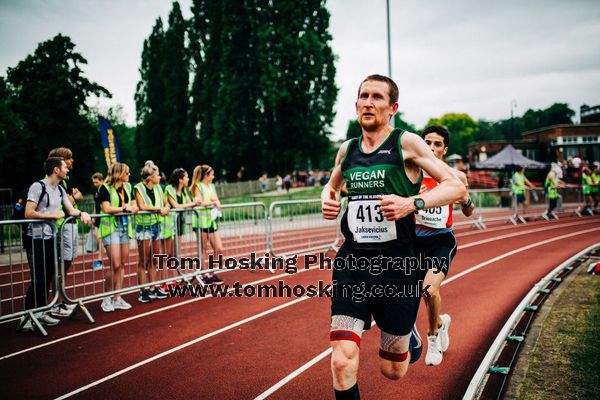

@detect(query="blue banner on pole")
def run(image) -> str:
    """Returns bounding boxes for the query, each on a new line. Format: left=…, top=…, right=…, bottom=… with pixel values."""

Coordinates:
left=98, top=116, right=121, bottom=169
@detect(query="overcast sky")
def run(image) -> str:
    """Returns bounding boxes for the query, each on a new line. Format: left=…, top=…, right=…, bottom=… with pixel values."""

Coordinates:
left=1, top=0, right=599, bottom=140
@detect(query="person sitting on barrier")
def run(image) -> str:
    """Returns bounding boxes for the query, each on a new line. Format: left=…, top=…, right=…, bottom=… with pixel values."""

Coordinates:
left=47, top=147, right=83, bottom=318
left=20, top=157, right=91, bottom=331
left=511, top=166, right=535, bottom=222
left=161, top=168, right=197, bottom=287
left=98, top=162, right=138, bottom=312
left=543, top=170, right=561, bottom=220
left=190, top=165, right=224, bottom=284
left=134, top=161, right=171, bottom=303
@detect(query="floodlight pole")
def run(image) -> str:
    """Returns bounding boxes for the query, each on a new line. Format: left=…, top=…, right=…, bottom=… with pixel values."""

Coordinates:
left=387, top=0, right=394, bottom=127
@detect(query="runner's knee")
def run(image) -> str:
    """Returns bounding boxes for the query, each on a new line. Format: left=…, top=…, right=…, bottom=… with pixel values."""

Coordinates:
left=378, top=329, right=410, bottom=379
left=330, top=315, right=363, bottom=371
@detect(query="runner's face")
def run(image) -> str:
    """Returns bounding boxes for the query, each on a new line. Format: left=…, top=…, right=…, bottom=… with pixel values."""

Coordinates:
left=65, top=158, right=73, bottom=170
left=423, top=133, right=447, bottom=160
left=355, top=80, right=397, bottom=131
left=122, top=170, right=130, bottom=182
left=181, top=172, right=189, bottom=186
left=92, top=178, right=102, bottom=188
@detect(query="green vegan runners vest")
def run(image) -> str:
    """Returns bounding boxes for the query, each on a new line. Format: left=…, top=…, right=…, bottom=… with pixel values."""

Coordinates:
left=134, top=182, right=164, bottom=226
left=341, top=129, right=422, bottom=250
left=98, top=182, right=133, bottom=239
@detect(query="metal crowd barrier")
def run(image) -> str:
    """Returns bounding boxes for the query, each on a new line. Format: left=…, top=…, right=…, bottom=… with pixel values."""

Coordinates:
left=268, top=199, right=339, bottom=258
left=214, top=202, right=270, bottom=271
left=462, top=187, right=586, bottom=227
left=0, top=220, right=59, bottom=336
left=2, top=189, right=595, bottom=335
left=55, top=203, right=271, bottom=323
left=57, top=209, right=210, bottom=323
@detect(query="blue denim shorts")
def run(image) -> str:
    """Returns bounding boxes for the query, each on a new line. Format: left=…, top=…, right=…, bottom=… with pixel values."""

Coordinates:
left=102, top=223, right=130, bottom=246
left=135, top=223, right=162, bottom=241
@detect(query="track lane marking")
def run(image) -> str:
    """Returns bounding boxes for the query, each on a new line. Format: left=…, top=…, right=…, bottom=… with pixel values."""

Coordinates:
left=1, top=218, right=597, bottom=357
left=252, top=226, right=600, bottom=399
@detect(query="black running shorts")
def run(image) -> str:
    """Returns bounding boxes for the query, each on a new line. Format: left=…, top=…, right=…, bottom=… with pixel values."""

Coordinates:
left=331, top=242, right=421, bottom=336
left=414, top=231, right=457, bottom=281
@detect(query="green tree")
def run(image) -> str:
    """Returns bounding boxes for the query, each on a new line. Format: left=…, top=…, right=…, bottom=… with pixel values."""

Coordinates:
left=161, top=2, right=191, bottom=173
left=0, top=76, right=30, bottom=191
left=211, top=0, right=262, bottom=178
left=393, top=112, right=415, bottom=132
left=4, top=34, right=110, bottom=191
left=135, top=18, right=167, bottom=168
left=188, top=0, right=222, bottom=172
left=255, top=0, right=338, bottom=174
left=345, top=120, right=361, bottom=140
left=426, top=113, right=478, bottom=156
left=545, top=103, right=574, bottom=125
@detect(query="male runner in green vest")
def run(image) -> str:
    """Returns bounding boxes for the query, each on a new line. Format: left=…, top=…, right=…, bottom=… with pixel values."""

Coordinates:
left=321, top=75, right=465, bottom=400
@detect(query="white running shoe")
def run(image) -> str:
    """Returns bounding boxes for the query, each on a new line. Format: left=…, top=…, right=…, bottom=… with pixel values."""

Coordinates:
left=439, top=314, right=452, bottom=352
left=101, top=297, right=115, bottom=312
left=36, top=312, right=59, bottom=326
left=50, top=303, right=76, bottom=317
left=112, top=297, right=132, bottom=310
left=425, top=334, right=443, bottom=366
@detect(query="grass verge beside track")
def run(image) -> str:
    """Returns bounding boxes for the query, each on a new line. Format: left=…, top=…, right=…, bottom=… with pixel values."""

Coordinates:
left=518, top=265, right=600, bottom=399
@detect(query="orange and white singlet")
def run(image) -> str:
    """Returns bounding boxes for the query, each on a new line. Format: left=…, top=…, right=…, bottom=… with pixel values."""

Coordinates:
left=415, top=176, right=453, bottom=236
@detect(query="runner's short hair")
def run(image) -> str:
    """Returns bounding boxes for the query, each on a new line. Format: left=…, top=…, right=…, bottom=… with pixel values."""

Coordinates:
left=422, top=125, right=450, bottom=147
left=92, top=172, right=103, bottom=181
left=358, top=74, right=399, bottom=104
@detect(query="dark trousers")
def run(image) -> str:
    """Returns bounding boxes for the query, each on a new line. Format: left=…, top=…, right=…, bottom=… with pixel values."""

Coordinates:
left=24, top=238, right=56, bottom=310
left=548, top=198, right=557, bottom=214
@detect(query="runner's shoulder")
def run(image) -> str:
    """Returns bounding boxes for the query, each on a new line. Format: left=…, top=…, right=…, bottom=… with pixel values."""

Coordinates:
left=335, top=139, right=353, bottom=165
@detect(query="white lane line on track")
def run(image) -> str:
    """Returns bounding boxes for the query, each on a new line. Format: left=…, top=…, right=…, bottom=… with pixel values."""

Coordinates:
left=56, top=226, right=600, bottom=400
left=54, top=295, right=313, bottom=400
left=0, top=267, right=320, bottom=361
left=253, top=226, right=600, bottom=399
left=2, top=217, right=596, bottom=355
left=456, top=219, right=595, bottom=250
left=453, top=215, right=594, bottom=238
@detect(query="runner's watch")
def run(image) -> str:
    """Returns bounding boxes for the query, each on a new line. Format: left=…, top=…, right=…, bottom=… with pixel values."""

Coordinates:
left=413, top=197, right=425, bottom=211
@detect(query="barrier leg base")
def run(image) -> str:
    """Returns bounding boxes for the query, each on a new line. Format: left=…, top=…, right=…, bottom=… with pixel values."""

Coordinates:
left=16, top=311, right=48, bottom=337
left=78, top=300, right=95, bottom=324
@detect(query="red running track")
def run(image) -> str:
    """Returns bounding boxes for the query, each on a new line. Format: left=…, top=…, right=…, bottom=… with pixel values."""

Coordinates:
left=0, top=215, right=598, bottom=399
